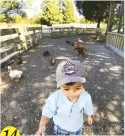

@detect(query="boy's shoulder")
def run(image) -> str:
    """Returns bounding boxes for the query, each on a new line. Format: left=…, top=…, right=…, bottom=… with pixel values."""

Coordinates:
left=80, top=90, right=92, bottom=100
left=47, top=89, right=60, bottom=100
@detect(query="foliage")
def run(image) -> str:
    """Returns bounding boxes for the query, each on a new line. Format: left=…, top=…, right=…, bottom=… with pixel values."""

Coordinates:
left=80, top=17, right=94, bottom=24
left=0, top=0, right=26, bottom=23
left=76, top=1, right=110, bottom=28
left=62, top=0, right=77, bottom=24
left=40, top=0, right=63, bottom=25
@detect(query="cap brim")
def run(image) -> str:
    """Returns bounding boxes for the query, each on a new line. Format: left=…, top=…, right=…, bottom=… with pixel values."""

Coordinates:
left=57, top=76, right=86, bottom=88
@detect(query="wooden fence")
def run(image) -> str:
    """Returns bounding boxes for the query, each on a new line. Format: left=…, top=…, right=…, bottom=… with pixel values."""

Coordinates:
left=106, top=32, right=124, bottom=57
left=0, top=25, right=43, bottom=68
left=48, top=27, right=103, bottom=38
left=0, top=25, right=105, bottom=68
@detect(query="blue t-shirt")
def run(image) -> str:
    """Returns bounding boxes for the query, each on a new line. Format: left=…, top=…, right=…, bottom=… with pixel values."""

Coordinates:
left=42, top=89, right=93, bottom=132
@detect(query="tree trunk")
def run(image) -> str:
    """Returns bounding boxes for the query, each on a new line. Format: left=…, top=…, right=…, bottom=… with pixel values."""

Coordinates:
left=107, top=1, right=114, bottom=32
left=118, top=1, right=124, bottom=33
left=97, top=20, right=101, bottom=28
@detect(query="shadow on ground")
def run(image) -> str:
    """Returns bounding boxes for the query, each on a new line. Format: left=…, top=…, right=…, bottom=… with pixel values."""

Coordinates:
left=1, top=34, right=124, bottom=135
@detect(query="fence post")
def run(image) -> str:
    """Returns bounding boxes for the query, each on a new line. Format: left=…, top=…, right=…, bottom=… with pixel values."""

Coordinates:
left=18, top=25, right=28, bottom=51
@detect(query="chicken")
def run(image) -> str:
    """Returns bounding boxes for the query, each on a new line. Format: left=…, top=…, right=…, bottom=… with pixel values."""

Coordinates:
left=51, top=57, right=56, bottom=66
left=66, top=40, right=74, bottom=46
left=8, top=66, right=23, bottom=82
left=74, top=43, right=83, bottom=50
left=66, top=40, right=71, bottom=44
left=74, top=42, right=88, bottom=57
left=15, top=55, right=23, bottom=65
left=43, top=51, right=51, bottom=57
left=77, top=37, right=83, bottom=43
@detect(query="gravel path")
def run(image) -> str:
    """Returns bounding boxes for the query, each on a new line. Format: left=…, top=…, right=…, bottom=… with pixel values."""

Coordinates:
left=1, top=34, right=124, bottom=135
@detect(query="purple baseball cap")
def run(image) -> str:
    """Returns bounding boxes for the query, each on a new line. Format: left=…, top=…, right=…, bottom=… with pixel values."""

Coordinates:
left=56, top=60, right=87, bottom=87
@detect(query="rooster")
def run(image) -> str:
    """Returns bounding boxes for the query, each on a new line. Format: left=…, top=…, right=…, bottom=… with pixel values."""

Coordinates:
left=74, top=42, right=88, bottom=56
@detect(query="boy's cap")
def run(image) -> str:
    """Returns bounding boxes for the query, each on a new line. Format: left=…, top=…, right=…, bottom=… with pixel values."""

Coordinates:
left=56, top=60, right=87, bottom=87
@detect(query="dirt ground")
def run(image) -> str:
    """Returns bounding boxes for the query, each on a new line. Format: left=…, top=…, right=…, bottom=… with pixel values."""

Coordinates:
left=1, top=34, right=124, bottom=135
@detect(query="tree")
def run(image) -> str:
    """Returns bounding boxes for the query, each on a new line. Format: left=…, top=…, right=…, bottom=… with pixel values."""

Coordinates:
left=62, top=0, right=77, bottom=24
left=30, top=13, right=42, bottom=24
left=40, top=0, right=63, bottom=25
left=0, top=0, right=26, bottom=22
left=76, top=1, right=110, bottom=28
left=80, top=17, right=94, bottom=24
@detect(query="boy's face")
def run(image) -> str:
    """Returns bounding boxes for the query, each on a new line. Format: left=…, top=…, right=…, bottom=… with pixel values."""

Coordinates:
left=60, top=82, right=84, bottom=101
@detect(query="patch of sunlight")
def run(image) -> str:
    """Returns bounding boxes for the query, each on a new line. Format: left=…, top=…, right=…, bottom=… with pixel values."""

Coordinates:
left=109, top=128, right=115, bottom=135
left=29, top=49, right=35, bottom=52
left=34, top=82, right=53, bottom=89
left=99, top=68, right=108, bottom=72
left=97, top=86, right=104, bottom=90
left=39, top=98, right=45, bottom=104
left=107, top=112, right=119, bottom=122
left=111, top=73, right=120, bottom=77
left=22, top=61, right=27, bottom=64
left=110, top=100, right=118, bottom=105
left=0, top=81, right=9, bottom=94
left=109, top=66, right=122, bottom=71
left=121, top=101, right=124, bottom=106
left=45, top=76, right=51, bottom=81
left=22, top=67, right=27, bottom=70
left=115, top=111, right=120, bottom=117
left=98, top=58, right=103, bottom=61
left=105, top=62, right=112, bottom=66
left=114, top=95, right=120, bottom=100
left=21, top=118, right=27, bottom=124
left=12, top=92, right=20, bottom=99
left=31, top=98, right=37, bottom=103
left=86, top=41, right=95, bottom=44
left=22, top=55, right=30, bottom=58
left=94, top=113, right=100, bottom=122
left=10, top=101, right=17, bottom=108
left=34, top=82, right=45, bottom=88
left=85, top=65, right=93, bottom=71
left=39, top=93, right=45, bottom=98
left=106, top=103, right=115, bottom=111
left=93, top=60, right=100, bottom=63
left=119, top=81, right=124, bottom=86
left=59, top=48, right=67, bottom=51
left=100, top=112, right=105, bottom=118
left=95, top=54, right=111, bottom=59
left=42, top=44, right=53, bottom=47
left=84, top=59, right=90, bottom=62
left=94, top=104, right=98, bottom=112
left=56, top=56, right=70, bottom=60
left=31, top=65, right=36, bottom=67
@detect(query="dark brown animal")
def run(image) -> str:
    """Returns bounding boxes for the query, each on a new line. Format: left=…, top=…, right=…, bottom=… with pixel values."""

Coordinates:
left=15, top=56, right=23, bottom=65
left=43, top=51, right=51, bottom=57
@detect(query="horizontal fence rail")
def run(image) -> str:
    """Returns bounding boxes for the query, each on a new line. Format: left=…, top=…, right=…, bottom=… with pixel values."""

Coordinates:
left=42, top=27, right=104, bottom=38
left=0, top=25, right=43, bottom=68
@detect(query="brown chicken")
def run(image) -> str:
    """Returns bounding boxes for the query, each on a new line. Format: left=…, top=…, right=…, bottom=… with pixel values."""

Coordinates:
left=51, top=57, right=56, bottom=66
left=74, top=43, right=88, bottom=56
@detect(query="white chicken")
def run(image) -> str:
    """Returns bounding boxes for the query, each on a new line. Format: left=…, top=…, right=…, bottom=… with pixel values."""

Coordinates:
left=8, top=66, right=23, bottom=82
left=77, top=37, right=83, bottom=43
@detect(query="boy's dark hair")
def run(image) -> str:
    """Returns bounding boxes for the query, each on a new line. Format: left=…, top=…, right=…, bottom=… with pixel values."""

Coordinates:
left=65, top=82, right=84, bottom=86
